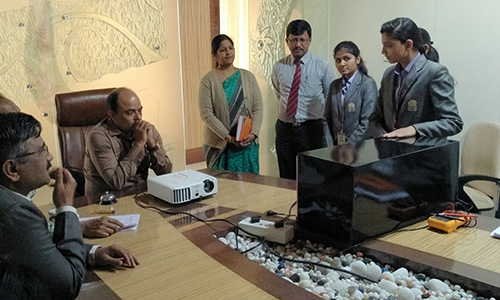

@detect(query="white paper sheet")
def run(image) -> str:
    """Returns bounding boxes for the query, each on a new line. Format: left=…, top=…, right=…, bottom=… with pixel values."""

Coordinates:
left=490, top=225, right=500, bottom=238
left=79, top=214, right=140, bottom=231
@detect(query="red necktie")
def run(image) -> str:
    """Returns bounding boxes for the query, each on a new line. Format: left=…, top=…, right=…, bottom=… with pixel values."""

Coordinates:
left=286, top=59, right=301, bottom=118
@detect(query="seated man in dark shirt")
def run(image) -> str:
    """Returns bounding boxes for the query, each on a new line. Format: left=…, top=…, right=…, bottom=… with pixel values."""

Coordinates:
left=84, top=87, right=173, bottom=195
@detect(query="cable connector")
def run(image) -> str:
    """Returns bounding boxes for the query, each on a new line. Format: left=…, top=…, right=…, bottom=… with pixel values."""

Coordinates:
left=265, top=210, right=278, bottom=216
left=274, top=220, right=284, bottom=228
left=250, top=215, right=261, bottom=223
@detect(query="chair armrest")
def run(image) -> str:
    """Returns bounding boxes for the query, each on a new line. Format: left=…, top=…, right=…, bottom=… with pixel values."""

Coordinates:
left=459, top=174, right=500, bottom=186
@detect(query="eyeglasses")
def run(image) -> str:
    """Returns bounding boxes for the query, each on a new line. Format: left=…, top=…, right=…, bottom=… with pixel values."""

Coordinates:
left=287, top=38, right=310, bottom=45
left=14, top=143, right=49, bottom=159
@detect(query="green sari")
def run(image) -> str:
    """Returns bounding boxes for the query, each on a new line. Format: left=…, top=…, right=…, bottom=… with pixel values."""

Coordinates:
left=204, top=71, right=259, bottom=173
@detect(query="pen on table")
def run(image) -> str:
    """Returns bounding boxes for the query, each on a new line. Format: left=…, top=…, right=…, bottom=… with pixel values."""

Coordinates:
left=119, top=224, right=137, bottom=230
left=92, top=207, right=115, bottom=214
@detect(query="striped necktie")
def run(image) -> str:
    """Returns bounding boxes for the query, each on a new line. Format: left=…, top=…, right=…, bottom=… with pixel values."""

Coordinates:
left=286, top=59, right=301, bottom=118
left=341, top=79, right=350, bottom=96
left=340, top=78, right=350, bottom=106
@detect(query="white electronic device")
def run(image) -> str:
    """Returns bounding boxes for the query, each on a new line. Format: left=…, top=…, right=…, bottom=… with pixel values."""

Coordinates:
left=147, top=170, right=217, bottom=204
left=238, top=217, right=294, bottom=244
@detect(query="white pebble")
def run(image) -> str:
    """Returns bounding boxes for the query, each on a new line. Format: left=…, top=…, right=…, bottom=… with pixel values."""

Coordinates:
left=313, top=286, right=327, bottom=294
left=326, top=271, right=340, bottom=281
left=380, top=271, right=395, bottom=282
left=247, top=241, right=260, bottom=250
left=218, top=237, right=228, bottom=245
left=225, top=231, right=235, bottom=241
left=397, top=287, right=415, bottom=300
left=351, top=290, right=363, bottom=300
left=350, top=260, right=367, bottom=275
left=338, top=266, right=352, bottom=278
left=331, top=280, right=349, bottom=292
left=411, top=287, right=423, bottom=297
left=378, top=279, right=398, bottom=293
left=427, top=278, right=449, bottom=292
left=365, top=264, right=382, bottom=281
left=300, top=272, right=310, bottom=281
left=393, top=267, right=409, bottom=278
left=299, top=279, right=312, bottom=288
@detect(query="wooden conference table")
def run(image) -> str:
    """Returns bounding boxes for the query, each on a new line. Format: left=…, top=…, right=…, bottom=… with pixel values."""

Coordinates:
left=39, top=170, right=500, bottom=299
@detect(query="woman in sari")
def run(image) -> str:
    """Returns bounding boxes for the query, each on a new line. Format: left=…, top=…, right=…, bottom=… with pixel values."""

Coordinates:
left=198, top=34, right=263, bottom=173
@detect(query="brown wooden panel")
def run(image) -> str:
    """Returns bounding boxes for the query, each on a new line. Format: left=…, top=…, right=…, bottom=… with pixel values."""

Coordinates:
left=179, top=0, right=213, bottom=150
left=186, top=146, right=205, bottom=164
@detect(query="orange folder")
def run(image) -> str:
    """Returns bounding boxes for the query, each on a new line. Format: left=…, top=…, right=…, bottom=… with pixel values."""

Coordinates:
left=236, top=116, right=252, bottom=141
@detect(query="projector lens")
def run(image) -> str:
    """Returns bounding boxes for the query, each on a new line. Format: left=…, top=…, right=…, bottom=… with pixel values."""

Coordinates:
left=203, top=179, right=214, bottom=193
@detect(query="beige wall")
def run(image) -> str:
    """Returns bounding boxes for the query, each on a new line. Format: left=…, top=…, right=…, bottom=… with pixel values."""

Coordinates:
left=1, top=0, right=184, bottom=206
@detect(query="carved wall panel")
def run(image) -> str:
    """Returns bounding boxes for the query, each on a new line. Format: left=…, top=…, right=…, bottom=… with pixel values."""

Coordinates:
left=0, top=7, right=42, bottom=106
left=0, top=0, right=167, bottom=106
left=52, top=0, right=167, bottom=87
left=250, top=0, right=300, bottom=85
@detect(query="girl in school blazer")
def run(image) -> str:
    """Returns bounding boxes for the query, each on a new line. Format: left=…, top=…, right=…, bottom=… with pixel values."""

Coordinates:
left=369, top=17, right=463, bottom=139
left=325, top=41, right=377, bottom=145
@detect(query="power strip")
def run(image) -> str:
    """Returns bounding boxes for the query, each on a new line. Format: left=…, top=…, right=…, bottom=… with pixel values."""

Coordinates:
left=238, top=217, right=294, bottom=244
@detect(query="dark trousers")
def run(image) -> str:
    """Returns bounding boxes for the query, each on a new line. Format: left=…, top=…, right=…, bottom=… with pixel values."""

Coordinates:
left=275, top=119, right=326, bottom=180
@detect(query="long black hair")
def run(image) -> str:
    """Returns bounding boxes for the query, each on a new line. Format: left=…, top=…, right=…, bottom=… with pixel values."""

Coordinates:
left=334, top=41, right=369, bottom=76
left=419, top=28, right=440, bottom=62
left=380, top=17, right=425, bottom=54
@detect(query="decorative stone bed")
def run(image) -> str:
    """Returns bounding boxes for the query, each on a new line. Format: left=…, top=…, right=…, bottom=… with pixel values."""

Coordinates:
left=218, top=233, right=496, bottom=300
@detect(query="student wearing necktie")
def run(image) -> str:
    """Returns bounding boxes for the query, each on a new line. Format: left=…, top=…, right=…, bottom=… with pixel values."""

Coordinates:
left=272, top=19, right=334, bottom=179
left=369, top=17, right=463, bottom=139
left=324, top=41, right=377, bottom=146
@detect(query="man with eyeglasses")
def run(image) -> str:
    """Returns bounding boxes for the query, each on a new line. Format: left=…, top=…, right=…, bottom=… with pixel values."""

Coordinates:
left=0, top=94, right=127, bottom=239
left=272, top=19, right=334, bottom=180
left=84, top=87, right=172, bottom=196
left=0, top=113, right=139, bottom=299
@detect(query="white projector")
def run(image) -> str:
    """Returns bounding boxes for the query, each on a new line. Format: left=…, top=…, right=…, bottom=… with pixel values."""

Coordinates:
left=147, top=170, right=217, bottom=204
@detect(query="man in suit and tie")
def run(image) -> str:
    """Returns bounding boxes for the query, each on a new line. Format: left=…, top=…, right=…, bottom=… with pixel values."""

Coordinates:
left=0, top=112, right=139, bottom=299
left=272, top=19, right=334, bottom=179
left=369, top=17, right=463, bottom=139
left=0, top=94, right=126, bottom=239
